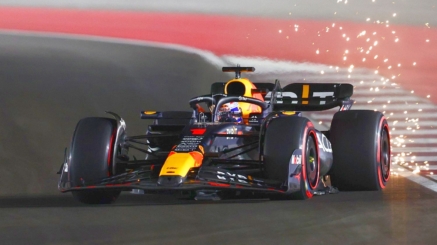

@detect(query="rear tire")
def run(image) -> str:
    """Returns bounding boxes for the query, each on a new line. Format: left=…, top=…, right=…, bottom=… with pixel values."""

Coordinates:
left=264, top=116, right=320, bottom=200
left=69, top=117, right=121, bottom=204
left=329, top=110, right=390, bottom=191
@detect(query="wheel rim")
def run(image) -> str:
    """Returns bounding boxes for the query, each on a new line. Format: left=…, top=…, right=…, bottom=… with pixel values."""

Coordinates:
left=380, top=126, right=390, bottom=182
left=306, top=134, right=319, bottom=189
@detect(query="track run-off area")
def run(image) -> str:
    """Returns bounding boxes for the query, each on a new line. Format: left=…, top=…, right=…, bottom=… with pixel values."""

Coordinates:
left=1, top=5, right=437, bottom=191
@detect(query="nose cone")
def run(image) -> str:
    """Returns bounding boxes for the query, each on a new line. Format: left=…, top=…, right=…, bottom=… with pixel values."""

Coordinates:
left=157, top=175, right=184, bottom=187
left=158, top=152, right=204, bottom=186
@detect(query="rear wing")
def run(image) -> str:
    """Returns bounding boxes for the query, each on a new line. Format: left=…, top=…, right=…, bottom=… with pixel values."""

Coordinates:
left=222, top=66, right=255, bottom=79
left=211, top=81, right=353, bottom=111
left=269, top=83, right=354, bottom=111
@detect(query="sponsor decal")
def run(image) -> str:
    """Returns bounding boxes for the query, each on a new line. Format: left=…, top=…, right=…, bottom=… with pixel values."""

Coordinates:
left=266, top=87, right=336, bottom=105
left=191, top=128, right=206, bottom=135
left=291, top=154, right=301, bottom=165
left=316, top=132, right=333, bottom=153
left=224, top=126, right=242, bottom=139
left=238, top=96, right=248, bottom=101
left=248, top=114, right=262, bottom=123
left=302, top=84, right=310, bottom=99
left=313, top=92, right=334, bottom=98
left=175, top=136, right=203, bottom=152
left=226, top=126, right=237, bottom=135
left=282, top=92, right=298, bottom=99
left=313, top=91, right=335, bottom=105
left=216, top=171, right=249, bottom=184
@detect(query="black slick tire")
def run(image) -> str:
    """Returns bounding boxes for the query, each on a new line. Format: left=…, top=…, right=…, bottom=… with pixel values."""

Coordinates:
left=264, top=116, right=320, bottom=200
left=329, top=110, right=391, bottom=191
left=69, top=117, right=121, bottom=204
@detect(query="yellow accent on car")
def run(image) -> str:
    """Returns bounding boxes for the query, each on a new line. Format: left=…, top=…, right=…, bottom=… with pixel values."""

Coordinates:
left=143, top=111, right=157, bottom=114
left=302, top=84, right=309, bottom=104
left=224, top=78, right=255, bottom=97
left=302, top=84, right=309, bottom=98
left=282, top=111, right=296, bottom=115
left=198, top=145, right=205, bottom=154
left=159, top=152, right=204, bottom=177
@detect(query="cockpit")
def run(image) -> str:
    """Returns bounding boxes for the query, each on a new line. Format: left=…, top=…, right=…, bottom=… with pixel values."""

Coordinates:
left=190, top=66, right=273, bottom=124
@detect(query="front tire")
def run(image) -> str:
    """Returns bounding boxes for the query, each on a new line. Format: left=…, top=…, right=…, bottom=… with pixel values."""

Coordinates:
left=329, top=110, right=391, bottom=191
left=264, top=116, right=320, bottom=200
left=69, top=117, right=121, bottom=204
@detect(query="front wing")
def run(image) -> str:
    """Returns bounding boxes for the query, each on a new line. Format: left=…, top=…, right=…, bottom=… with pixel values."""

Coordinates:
left=59, top=166, right=290, bottom=194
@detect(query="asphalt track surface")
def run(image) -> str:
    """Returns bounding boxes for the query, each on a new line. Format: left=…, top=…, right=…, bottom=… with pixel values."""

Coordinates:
left=0, top=33, right=230, bottom=196
left=1, top=184, right=437, bottom=245
left=1, top=32, right=437, bottom=245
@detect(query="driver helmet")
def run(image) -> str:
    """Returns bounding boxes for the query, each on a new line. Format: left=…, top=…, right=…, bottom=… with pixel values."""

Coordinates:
left=218, top=102, right=242, bottom=123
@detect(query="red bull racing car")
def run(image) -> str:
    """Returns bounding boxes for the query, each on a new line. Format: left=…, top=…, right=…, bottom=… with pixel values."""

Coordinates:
left=58, top=66, right=391, bottom=204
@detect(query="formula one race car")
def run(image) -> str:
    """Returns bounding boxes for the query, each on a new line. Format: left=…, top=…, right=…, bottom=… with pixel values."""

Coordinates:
left=58, top=66, right=391, bottom=204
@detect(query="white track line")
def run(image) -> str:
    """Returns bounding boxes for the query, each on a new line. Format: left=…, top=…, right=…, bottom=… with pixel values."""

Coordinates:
left=0, top=30, right=229, bottom=69
left=396, top=168, right=437, bottom=192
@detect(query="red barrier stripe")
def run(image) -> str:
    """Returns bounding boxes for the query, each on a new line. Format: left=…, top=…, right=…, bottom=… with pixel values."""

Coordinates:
left=0, top=7, right=436, bottom=101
